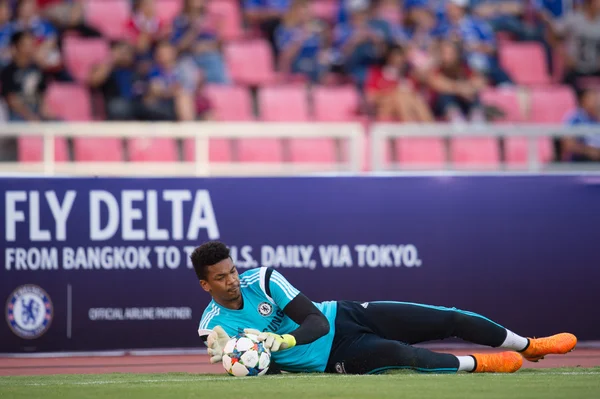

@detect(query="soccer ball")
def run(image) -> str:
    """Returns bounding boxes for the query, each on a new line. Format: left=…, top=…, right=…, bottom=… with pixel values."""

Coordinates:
left=222, top=333, right=271, bottom=377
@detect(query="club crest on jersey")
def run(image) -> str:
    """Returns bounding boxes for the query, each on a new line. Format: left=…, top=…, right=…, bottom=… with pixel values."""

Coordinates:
left=258, top=302, right=273, bottom=317
left=6, top=284, right=53, bottom=340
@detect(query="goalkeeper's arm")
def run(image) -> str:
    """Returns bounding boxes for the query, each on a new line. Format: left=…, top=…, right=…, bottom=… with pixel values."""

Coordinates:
left=282, top=293, right=330, bottom=345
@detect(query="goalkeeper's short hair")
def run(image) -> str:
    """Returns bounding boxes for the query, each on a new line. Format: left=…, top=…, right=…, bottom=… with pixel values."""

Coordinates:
left=190, top=241, right=231, bottom=280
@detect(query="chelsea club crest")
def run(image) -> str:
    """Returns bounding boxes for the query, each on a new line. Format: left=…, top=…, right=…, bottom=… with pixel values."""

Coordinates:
left=6, top=284, right=53, bottom=339
left=258, top=302, right=273, bottom=317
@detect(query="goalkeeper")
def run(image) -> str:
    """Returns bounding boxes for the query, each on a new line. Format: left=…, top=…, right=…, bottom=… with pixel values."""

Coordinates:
left=194, top=241, right=577, bottom=374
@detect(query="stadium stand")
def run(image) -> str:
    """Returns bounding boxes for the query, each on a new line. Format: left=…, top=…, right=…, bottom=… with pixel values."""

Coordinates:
left=0, top=0, right=596, bottom=171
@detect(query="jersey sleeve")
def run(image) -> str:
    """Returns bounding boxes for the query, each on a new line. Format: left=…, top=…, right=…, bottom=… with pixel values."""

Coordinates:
left=197, top=304, right=221, bottom=343
left=260, top=267, right=300, bottom=309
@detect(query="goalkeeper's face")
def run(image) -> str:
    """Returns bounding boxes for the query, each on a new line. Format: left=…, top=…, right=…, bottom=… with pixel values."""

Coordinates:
left=202, top=258, right=241, bottom=305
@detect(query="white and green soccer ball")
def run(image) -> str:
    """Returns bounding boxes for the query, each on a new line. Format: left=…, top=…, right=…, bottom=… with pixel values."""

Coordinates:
left=222, top=333, right=271, bottom=377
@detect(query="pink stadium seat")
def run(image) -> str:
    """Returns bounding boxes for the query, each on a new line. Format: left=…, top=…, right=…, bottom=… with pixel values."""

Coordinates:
left=504, top=137, right=554, bottom=165
left=184, top=85, right=254, bottom=163
left=480, top=87, right=523, bottom=123
left=74, top=138, right=124, bottom=162
left=18, top=137, right=70, bottom=162
left=63, top=37, right=110, bottom=83
left=45, top=83, right=92, bottom=121
left=529, top=86, right=577, bottom=123
left=310, top=0, right=337, bottom=22
left=225, top=40, right=276, bottom=86
left=499, top=42, right=550, bottom=86
left=128, top=138, right=179, bottom=162
left=184, top=139, right=233, bottom=163
left=450, top=138, right=500, bottom=168
left=289, top=139, right=340, bottom=163
left=208, top=0, right=243, bottom=40
left=395, top=138, right=446, bottom=167
left=312, top=85, right=359, bottom=121
left=501, top=86, right=576, bottom=165
left=84, top=0, right=130, bottom=39
left=259, top=85, right=313, bottom=162
left=155, top=0, right=182, bottom=25
left=259, top=86, right=308, bottom=121
left=45, top=83, right=124, bottom=162
left=204, top=85, right=254, bottom=121
left=238, top=139, right=284, bottom=162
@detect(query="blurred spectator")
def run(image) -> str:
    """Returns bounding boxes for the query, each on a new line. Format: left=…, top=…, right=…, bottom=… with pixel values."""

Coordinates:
left=171, top=0, right=229, bottom=84
left=397, top=0, right=438, bottom=71
left=194, top=69, right=213, bottom=120
left=561, top=87, right=600, bottom=161
left=13, top=0, right=72, bottom=81
left=334, top=0, right=389, bottom=87
left=244, top=0, right=291, bottom=56
left=0, top=30, right=55, bottom=160
left=365, top=44, right=433, bottom=122
left=471, top=0, right=552, bottom=72
left=37, top=0, right=101, bottom=37
left=0, top=30, right=54, bottom=121
left=126, top=0, right=169, bottom=74
left=144, top=40, right=195, bottom=121
left=0, top=0, right=13, bottom=68
left=550, top=0, right=600, bottom=89
left=88, top=40, right=145, bottom=120
left=275, top=0, right=331, bottom=83
left=428, top=40, right=486, bottom=122
left=436, top=0, right=512, bottom=85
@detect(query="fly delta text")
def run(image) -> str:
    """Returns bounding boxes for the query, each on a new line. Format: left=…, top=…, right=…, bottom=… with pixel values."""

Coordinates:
left=3, top=189, right=422, bottom=270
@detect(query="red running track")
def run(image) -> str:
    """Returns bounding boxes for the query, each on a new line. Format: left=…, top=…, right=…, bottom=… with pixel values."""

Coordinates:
left=1, top=348, right=599, bottom=376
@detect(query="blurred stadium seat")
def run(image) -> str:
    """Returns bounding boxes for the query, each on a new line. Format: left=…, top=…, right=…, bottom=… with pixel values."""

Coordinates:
left=450, top=138, right=500, bottom=168
left=499, top=42, right=551, bottom=86
left=480, top=87, right=523, bottom=123
left=128, top=138, right=179, bottom=162
left=225, top=40, right=277, bottom=86
left=155, top=0, right=183, bottom=26
left=395, top=138, right=446, bottom=168
left=208, top=0, right=244, bottom=40
left=63, top=37, right=110, bottom=84
left=84, top=0, right=130, bottom=39
left=312, top=85, right=359, bottom=121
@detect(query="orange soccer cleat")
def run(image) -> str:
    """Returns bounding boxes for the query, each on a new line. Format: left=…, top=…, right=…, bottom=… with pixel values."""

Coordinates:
left=472, top=351, right=523, bottom=373
left=520, top=333, right=577, bottom=362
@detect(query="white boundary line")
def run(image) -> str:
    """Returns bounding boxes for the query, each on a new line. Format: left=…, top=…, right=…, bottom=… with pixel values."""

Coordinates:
left=4, top=372, right=600, bottom=386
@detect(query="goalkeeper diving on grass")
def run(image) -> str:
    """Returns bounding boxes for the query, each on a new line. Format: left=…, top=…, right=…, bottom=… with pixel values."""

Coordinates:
left=194, top=241, right=577, bottom=374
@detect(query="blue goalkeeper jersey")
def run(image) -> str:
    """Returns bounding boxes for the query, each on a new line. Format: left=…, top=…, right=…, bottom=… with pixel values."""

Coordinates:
left=198, top=267, right=337, bottom=373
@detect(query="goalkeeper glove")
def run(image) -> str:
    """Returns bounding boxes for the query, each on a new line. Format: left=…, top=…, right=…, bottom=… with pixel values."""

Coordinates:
left=244, top=328, right=296, bottom=352
left=206, top=325, right=230, bottom=364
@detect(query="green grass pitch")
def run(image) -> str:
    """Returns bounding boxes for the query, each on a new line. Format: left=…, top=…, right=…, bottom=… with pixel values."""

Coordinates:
left=1, top=368, right=599, bottom=399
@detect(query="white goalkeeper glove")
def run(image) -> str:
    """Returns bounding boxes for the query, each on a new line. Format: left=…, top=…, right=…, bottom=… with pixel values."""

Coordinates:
left=244, top=328, right=296, bottom=352
left=206, top=325, right=230, bottom=364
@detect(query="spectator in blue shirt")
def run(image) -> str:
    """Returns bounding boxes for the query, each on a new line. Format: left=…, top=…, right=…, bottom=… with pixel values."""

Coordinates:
left=275, top=0, right=331, bottom=83
left=0, top=0, right=14, bottom=68
left=437, top=0, right=512, bottom=85
left=399, top=0, right=440, bottom=71
left=171, top=0, right=230, bottom=84
left=12, top=0, right=72, bottom=81
left=471, top=0, right=553, bottom=73
left=244, top=0, right=292, bottom=56
left=144, top=40, right=195, bottom=121
left=562, top=88, right=600, bottom=162
left=334, top=0, right=389, bottom=87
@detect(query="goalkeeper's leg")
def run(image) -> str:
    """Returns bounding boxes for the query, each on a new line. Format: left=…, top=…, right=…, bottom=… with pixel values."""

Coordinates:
left=362, top=301, right=524, bottom=349
left=360, top=301, right=577, bottom=362
left=325, top=333, right=522, bottom=374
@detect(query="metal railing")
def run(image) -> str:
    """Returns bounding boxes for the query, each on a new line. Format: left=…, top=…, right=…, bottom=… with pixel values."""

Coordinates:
left=370, top=123, right=600, bottom=173
left=0, top=122, right=364, bottom=176
left=1, top=121, right=599, bottom=176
